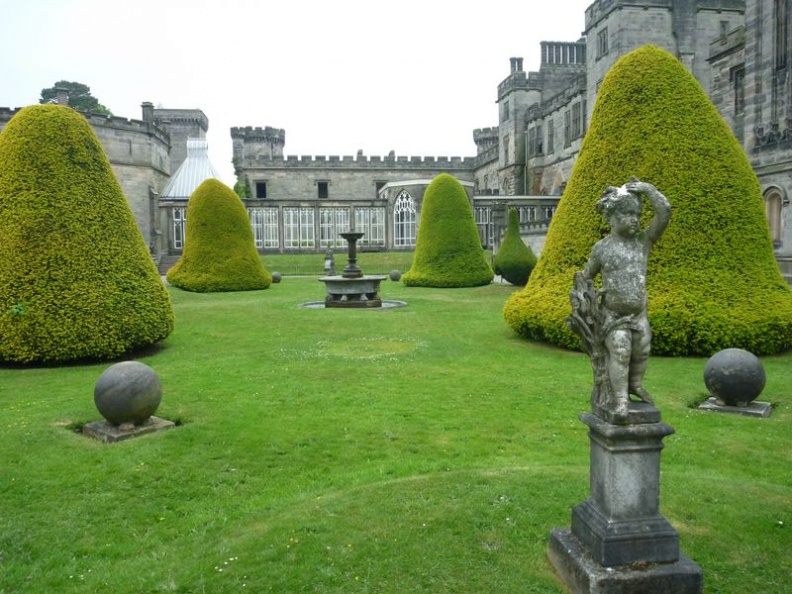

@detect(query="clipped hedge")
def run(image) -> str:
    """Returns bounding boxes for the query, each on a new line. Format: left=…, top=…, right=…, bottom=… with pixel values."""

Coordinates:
left=0, top=104, right=174, bottom=364
left=494, top=208, right=537, bottom=286
left=503, top=45, right=792, bottom=356
left=402, top=174, right=493, bottom=288
left=166, top=178, right=272, bottom=292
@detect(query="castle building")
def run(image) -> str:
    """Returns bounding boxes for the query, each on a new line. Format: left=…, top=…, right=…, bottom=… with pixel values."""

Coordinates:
left=1, top=0, right=789, bottom=279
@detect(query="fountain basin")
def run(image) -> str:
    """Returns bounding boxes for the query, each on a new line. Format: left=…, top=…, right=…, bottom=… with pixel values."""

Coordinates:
left=319, top=275, right=387, bottom=308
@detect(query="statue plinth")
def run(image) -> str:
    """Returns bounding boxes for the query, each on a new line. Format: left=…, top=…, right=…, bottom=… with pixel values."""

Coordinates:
left=548, top=405, right=703, bottom=593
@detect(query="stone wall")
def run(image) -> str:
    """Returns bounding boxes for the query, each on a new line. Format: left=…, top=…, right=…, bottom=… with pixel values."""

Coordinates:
left=239, top=155, right=475, bottom=203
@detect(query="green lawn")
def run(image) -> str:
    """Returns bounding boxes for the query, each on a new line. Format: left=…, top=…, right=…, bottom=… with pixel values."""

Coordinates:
left=0, top=277, right=789, bottom=593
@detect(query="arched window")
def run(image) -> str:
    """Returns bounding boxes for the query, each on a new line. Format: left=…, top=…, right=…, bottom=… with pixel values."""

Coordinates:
left=393, top=190, right=416, bottom=247
left=765, top=188, right=784, bottom=246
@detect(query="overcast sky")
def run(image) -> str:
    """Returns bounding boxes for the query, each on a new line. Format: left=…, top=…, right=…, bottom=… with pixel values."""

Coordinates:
left=2, top=0, right=593, bottom=186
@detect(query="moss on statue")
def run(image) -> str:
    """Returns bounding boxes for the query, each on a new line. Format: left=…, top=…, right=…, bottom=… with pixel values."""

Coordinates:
left=503, top=45, right=792, bottom=356
left=493, top=208, right=537, bottom=286
left=402, top=174, right=493, bottom=288
left=167, top=178, right=272, bottom=293
left=0, top=104, right=174, bottom=364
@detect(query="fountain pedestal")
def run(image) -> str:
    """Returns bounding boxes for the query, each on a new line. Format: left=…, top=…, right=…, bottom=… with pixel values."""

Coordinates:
left=319, top=232, right=387, bottom=308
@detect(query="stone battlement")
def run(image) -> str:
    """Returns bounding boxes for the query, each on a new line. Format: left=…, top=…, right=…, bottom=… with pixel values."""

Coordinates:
left=245, top=154, right=475, bottom=167
left=0, top=106, right=170, bottom=146
left=231, top=126, right=286, bottom=142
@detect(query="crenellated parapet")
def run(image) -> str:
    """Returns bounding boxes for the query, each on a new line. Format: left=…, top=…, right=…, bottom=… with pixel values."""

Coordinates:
left=151, top=108, right=209, bottom=132
left=0, top=106, right=170, bottom=147
left=231, top=126, right=287, bottom=163
left=231, top=126, right=286, bottom=144
left=240, top=153, right=475, bottom=169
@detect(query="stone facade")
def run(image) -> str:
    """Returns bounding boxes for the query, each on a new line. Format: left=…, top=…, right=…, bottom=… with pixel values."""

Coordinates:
left=2, top=0, right=789, bottom=275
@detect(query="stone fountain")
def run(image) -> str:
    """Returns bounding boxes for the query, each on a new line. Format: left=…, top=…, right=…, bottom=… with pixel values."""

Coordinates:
left=319, top=232, right=387, bottom=308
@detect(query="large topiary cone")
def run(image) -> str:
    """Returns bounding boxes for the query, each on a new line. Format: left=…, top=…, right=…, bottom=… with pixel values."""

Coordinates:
left=402, top=174, right=493, bottom=287
left=494, top=208, right=537, bottom=286
left=0, top=104, right=174, bottom=364
left=504, top=45, right=792, bottom=356
left=166, top=178, right=272, bottom=292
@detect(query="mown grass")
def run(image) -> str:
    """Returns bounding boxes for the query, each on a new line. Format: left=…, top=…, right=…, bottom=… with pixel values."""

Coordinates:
left=0, top=277, right=790, bottom=593
left=261, top=250, right=418, bottom=276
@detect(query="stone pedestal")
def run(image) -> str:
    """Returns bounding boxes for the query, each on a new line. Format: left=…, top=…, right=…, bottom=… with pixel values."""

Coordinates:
left=698, top=397, right=772, bottom=418
left=548, top=403, right=703, bottom=593
left=82, top=416, right=175, bottom=443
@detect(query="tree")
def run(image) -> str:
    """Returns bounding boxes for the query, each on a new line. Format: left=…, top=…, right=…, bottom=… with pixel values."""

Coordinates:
left=493, top=208, right=538, bottom=286
left=503, top=45, right=792, bottom=356
left=166, top=179, right=273, bottom=292
left=39, top=80, right=112, bottom=115
left=0, top=104, right=173, bottom=364
left=401, top=174, right=493, bottom=288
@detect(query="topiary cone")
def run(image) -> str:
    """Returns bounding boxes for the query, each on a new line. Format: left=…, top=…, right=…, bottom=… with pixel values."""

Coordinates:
left=402, top=174, right=493, bottom=288
left=0, top=104, right=174, bottom=364
left=494, top=208, right=537, bottom=286
left=166, top=178, right=272, bottom=292
left=503, top=45, right=792, bottom=356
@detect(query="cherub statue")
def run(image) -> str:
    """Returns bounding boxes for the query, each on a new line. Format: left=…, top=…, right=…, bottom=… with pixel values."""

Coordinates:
left=567, top=180, right=671, bottom=419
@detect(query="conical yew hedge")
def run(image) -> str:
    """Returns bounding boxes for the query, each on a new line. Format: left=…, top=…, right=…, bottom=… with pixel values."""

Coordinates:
left=0, top=104, right=174, bottom=364
left=166, top=178, right=272, bottom=292
left=494, top=208, right=537, bottom=286
left=504, top=45, right=792, bottom=356
left=402, top=174, right=493, bottom=288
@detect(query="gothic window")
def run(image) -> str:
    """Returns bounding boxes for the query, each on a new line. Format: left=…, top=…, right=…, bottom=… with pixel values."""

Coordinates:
left=262, top=208, right=279, bottom=248
left=393, top=190, right=417, bottom=247
left=474, top=207, right=492, bottom=247
left=284, top=207, right=316, bottom=249
left=502, top=100, right=510, bottom=122
left=503, top=134, right=510, bottom=164
left=320, top=208, right=350, bottom=248
left=733, top=67, right=746, bottom=115
left=547, top=120, right=555, bottom=154
left=255, top=181, right=267, bottom=199
left=765, top=189, right=784, bottom=245
left=299, top=208, right=315, bottom=247
left=249, top=207, right=279, bottom=249
left=571, top=103, right=582, bottom=139
left=564, top=110, right=572, bottom=147
left=317, top=181, right=329, bottom=199
left=597, top=27, right=608, bottom=59
left=172, top=207, right=186, bottom=250
left=528, top=124, right=544, bottom=157
left=775, top=0, right=788, bottom=70
left=283, top=207, right=300, bottom=249
left=720, top=20, right=729, bottom=38
left=355, top=207, right=386, bottom=246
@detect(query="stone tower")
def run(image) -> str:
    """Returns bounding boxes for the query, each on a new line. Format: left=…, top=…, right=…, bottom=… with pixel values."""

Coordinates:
left=141, top=103, right=210, bottom=173
left=497, top=57, right=538, bottom=195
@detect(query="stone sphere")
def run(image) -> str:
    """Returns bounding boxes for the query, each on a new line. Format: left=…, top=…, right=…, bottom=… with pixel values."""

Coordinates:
left=271, top=271, right=282, bottom=283
left=389, top=269, right=402, bottom=282
left=704, top=348, right=766, bottom=407
left=94, top=361, right=163, bottom=426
